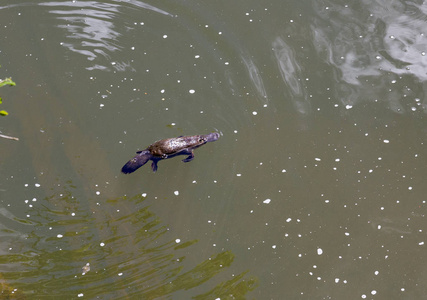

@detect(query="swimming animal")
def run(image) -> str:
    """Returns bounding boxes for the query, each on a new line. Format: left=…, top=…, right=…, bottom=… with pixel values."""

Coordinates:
left=121, top=132, right=220, bottom=173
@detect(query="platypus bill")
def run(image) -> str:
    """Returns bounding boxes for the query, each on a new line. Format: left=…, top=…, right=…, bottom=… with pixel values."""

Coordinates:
left=121, top=132, right=220, bottom=174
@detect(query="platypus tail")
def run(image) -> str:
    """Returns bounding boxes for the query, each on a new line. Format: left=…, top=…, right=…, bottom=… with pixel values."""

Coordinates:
left=121, top=150, right=151, bottom=174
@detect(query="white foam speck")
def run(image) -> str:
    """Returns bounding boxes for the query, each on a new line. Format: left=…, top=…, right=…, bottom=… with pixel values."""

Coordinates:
left=175, top=239, right=181, bottom=243
left=383, top=139, right=390, bottom=143
left=345, top=105, right=352, bottom=109
left=174, top=191, right=179, bottom=196
left=317, top=248, right=323, bottom=255
left=263, top=199, right=271, bottom=204
left=189, top=89, right=195, bottom=94
left=100, top=242, right=105, bottom=247
left=57, top=234, right=63, bottom=238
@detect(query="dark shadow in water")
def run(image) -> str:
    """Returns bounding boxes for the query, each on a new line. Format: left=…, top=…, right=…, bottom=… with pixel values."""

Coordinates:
left=0, top=191, right=257, bottom=299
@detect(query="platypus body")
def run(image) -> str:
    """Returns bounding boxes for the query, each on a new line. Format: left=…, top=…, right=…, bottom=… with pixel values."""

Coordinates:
left=121, top=132, right=220, bottom=173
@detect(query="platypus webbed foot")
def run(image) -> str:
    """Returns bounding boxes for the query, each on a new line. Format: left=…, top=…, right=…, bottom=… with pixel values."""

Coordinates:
left=151, top=161, right=159, bottom=172
left=182, top=152, right=195, bottom=162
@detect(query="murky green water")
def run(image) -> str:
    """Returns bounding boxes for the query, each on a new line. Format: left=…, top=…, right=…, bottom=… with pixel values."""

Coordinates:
left=1, top=0, right=427, bottom=299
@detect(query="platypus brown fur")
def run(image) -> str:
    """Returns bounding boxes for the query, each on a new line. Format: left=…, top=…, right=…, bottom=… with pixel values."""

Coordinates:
left=121, top=132, right=220, bottom=173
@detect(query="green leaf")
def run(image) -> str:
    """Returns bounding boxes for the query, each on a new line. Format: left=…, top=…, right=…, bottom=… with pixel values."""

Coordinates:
left=0, top=78, right=16, bottom=88
left=0, top=110, right=8, bottom=116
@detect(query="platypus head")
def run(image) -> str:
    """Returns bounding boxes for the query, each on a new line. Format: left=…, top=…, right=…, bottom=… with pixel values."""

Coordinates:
left=203, top=132, right=220, bottom=143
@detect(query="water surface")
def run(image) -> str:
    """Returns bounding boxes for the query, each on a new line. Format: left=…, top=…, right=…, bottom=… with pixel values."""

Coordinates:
left=1, top=0, right=427, bottom=299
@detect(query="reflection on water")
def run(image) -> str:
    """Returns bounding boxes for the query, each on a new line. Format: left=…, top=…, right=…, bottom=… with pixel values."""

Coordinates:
left=272, top=37, right=310, bottom=114
left=47, top=1, right=123, bottom=61
left=241, top=54, right=268, bottom=103
left=37, top=0, right=174, bottom=71
left=312, top=0, right=427, bottom=113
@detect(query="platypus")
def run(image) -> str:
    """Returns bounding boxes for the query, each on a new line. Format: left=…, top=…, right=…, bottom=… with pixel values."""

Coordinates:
left=121, top=132, right=220, bottom=173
